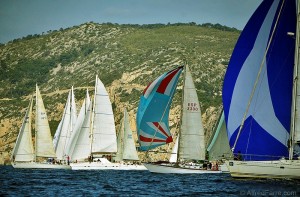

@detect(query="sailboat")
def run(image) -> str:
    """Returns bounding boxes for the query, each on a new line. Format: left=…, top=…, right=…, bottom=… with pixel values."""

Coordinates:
left=223, top=0, right=300, bottom=179
left=70, top=76, right=144, bottom=170
left=66, top=89, right=91, bottom=162
left=53, top=86, right=77, bottom=163
left=11, top=85, right=70, bottom=169
left=206, top=110, right=232, bottom=172
left=112, top=108, right=146, bottom=170
left=136, top=65, right=221, bottom=173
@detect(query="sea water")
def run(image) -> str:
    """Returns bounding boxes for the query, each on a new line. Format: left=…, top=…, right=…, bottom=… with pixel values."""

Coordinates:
left=1, top=165, right=299, bottom=196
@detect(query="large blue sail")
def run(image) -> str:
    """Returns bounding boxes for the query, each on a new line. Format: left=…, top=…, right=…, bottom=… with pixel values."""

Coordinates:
left=136, top=66, right=183, bottom=151
left=222, top=0, right=296, bottom=160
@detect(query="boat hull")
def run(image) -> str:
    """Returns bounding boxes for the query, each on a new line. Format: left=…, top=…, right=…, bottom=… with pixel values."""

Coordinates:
left=12, top=162, right=71, bottom=169
left=70, top=158, right=147, bottom=170
left=71, top=162, right=147, bottom=170
left=225, top=160, right=300, bottom=179
left=143, top=163, right=222, bottom=174
left=219, top=164, right=229, bottom=173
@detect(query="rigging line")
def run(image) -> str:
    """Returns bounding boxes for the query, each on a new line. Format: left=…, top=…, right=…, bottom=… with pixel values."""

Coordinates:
left=232, top=0, right=286, bottom=151
left=245, top=119, right=254, bottom=159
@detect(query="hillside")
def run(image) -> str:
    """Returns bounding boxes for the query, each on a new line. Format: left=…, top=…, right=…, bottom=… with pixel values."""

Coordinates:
left=0, top=22, right=239, bottom=163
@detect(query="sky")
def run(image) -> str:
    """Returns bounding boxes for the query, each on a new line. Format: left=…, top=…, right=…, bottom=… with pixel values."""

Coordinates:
left=0, top=0, right=262, bottom=44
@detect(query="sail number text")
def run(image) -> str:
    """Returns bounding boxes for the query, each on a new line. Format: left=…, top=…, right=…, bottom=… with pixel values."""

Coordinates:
left=187, top=102, right=199, bottom=111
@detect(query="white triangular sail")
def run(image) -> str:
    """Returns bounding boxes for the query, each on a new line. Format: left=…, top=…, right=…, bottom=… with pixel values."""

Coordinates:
left=206, top=111, right=232, bottom=160
left=11, top=96, right=34, bottom=162
left=53, top=118, right=62, bottom=148
left=91, top=76, right=117, bottom=153
left=54, top=91, right=71, bottom=160
left=68, top=90, right=92, bottom=161
left=169, top=137, right=179, bottom=163
left=114, top=116, right=124, bottom=162
left=122, top=109, right=139, bottom=161
left=68, top=86, right=77, bottom=146
left=35, top=85, right=56, bottom=158
left=64, top=86, right=78, bottom=156
left=179, top=65, right=205, bottom=161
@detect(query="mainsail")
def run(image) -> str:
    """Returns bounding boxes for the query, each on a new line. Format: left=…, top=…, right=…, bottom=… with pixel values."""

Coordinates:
left=222, top=0, right=296, bottom=160
left=35, top=85, right=56, bottom=158
left=67, top=86, right=78, bottom=152
left=121, top=109, right=139, bottom=161
left=11, top=96, right=34, bottom=162
left=67, top=89, right=91, bottom=161
left=91, top=76, right=117, bottom=153
left=179, top=65, right=205, bottom=161
left=206, top=111, right=232, bottom=161
left=136, top=66, right=183, bottom=151
left=54, top=90, right=71, bottom=160
left=54, top=87, right=77, bottom=160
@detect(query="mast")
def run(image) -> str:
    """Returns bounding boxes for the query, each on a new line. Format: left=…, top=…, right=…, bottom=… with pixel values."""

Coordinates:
left=177, top=64, right=185, bottom=163
left=121, top=109, right=125, bottom=158
left=35, top=84, right=38, bottom=162
left=289, top=0, right=300, bottom=160
left=90, top=75, right=97, bottom=157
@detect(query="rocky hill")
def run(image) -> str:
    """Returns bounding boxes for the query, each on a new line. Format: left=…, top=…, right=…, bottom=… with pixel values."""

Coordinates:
left=0, top=22, right=239, bottom=164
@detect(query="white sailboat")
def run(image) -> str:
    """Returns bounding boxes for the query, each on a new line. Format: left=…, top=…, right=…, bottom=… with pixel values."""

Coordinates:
left=136, top=65, right=221, bottom=173
left=223, top=0, right=300, bottom=179
left=11, top=85, right=70, bottom=169
left=70, top=76, right=144, bottom=170
left=53, top=86, right=77, bottom=162
left=66, top=89, right=91, bottom=162
left=206, top=111, right=232, bottom=172
left=113, top=108, right=146, bottom=170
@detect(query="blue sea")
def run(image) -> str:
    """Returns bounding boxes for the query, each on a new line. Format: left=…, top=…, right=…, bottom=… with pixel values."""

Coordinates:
left=1, top=165, right=299, bottom=196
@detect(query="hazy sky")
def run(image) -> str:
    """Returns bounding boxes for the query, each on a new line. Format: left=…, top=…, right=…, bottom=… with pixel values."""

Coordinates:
left=0, top=0, right=262, bottom=43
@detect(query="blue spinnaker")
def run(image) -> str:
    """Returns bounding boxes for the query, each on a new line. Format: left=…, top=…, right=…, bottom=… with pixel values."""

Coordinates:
left=137, top=66, right=183, bottom=151
left=222, top=0, right=296, bottom=161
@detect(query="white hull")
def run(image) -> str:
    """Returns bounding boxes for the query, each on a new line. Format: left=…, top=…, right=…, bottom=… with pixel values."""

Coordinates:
left=219, top=164, right=229, bottom=173
left=12, top=162, right=71, bottom=169
left=225, top=159, right=300, bottom=179
left=143, top=163, right=222, bottom=174
left=70, top=158, right=147, bottom=170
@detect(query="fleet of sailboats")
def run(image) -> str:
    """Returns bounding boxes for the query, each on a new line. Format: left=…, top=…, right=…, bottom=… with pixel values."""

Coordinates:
left=11, top=85, right=70, bottom=169
left=136, top=65, right=221, bottom=173
left=70, top=76, right=145, bottom=170
left=223, top=0, right=300, bottom=179
left=11, top=0, right=300, bottom=181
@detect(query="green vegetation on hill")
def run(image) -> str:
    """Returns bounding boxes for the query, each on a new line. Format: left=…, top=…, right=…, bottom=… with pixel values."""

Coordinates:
left=0, top=22, right=239, bottom=155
